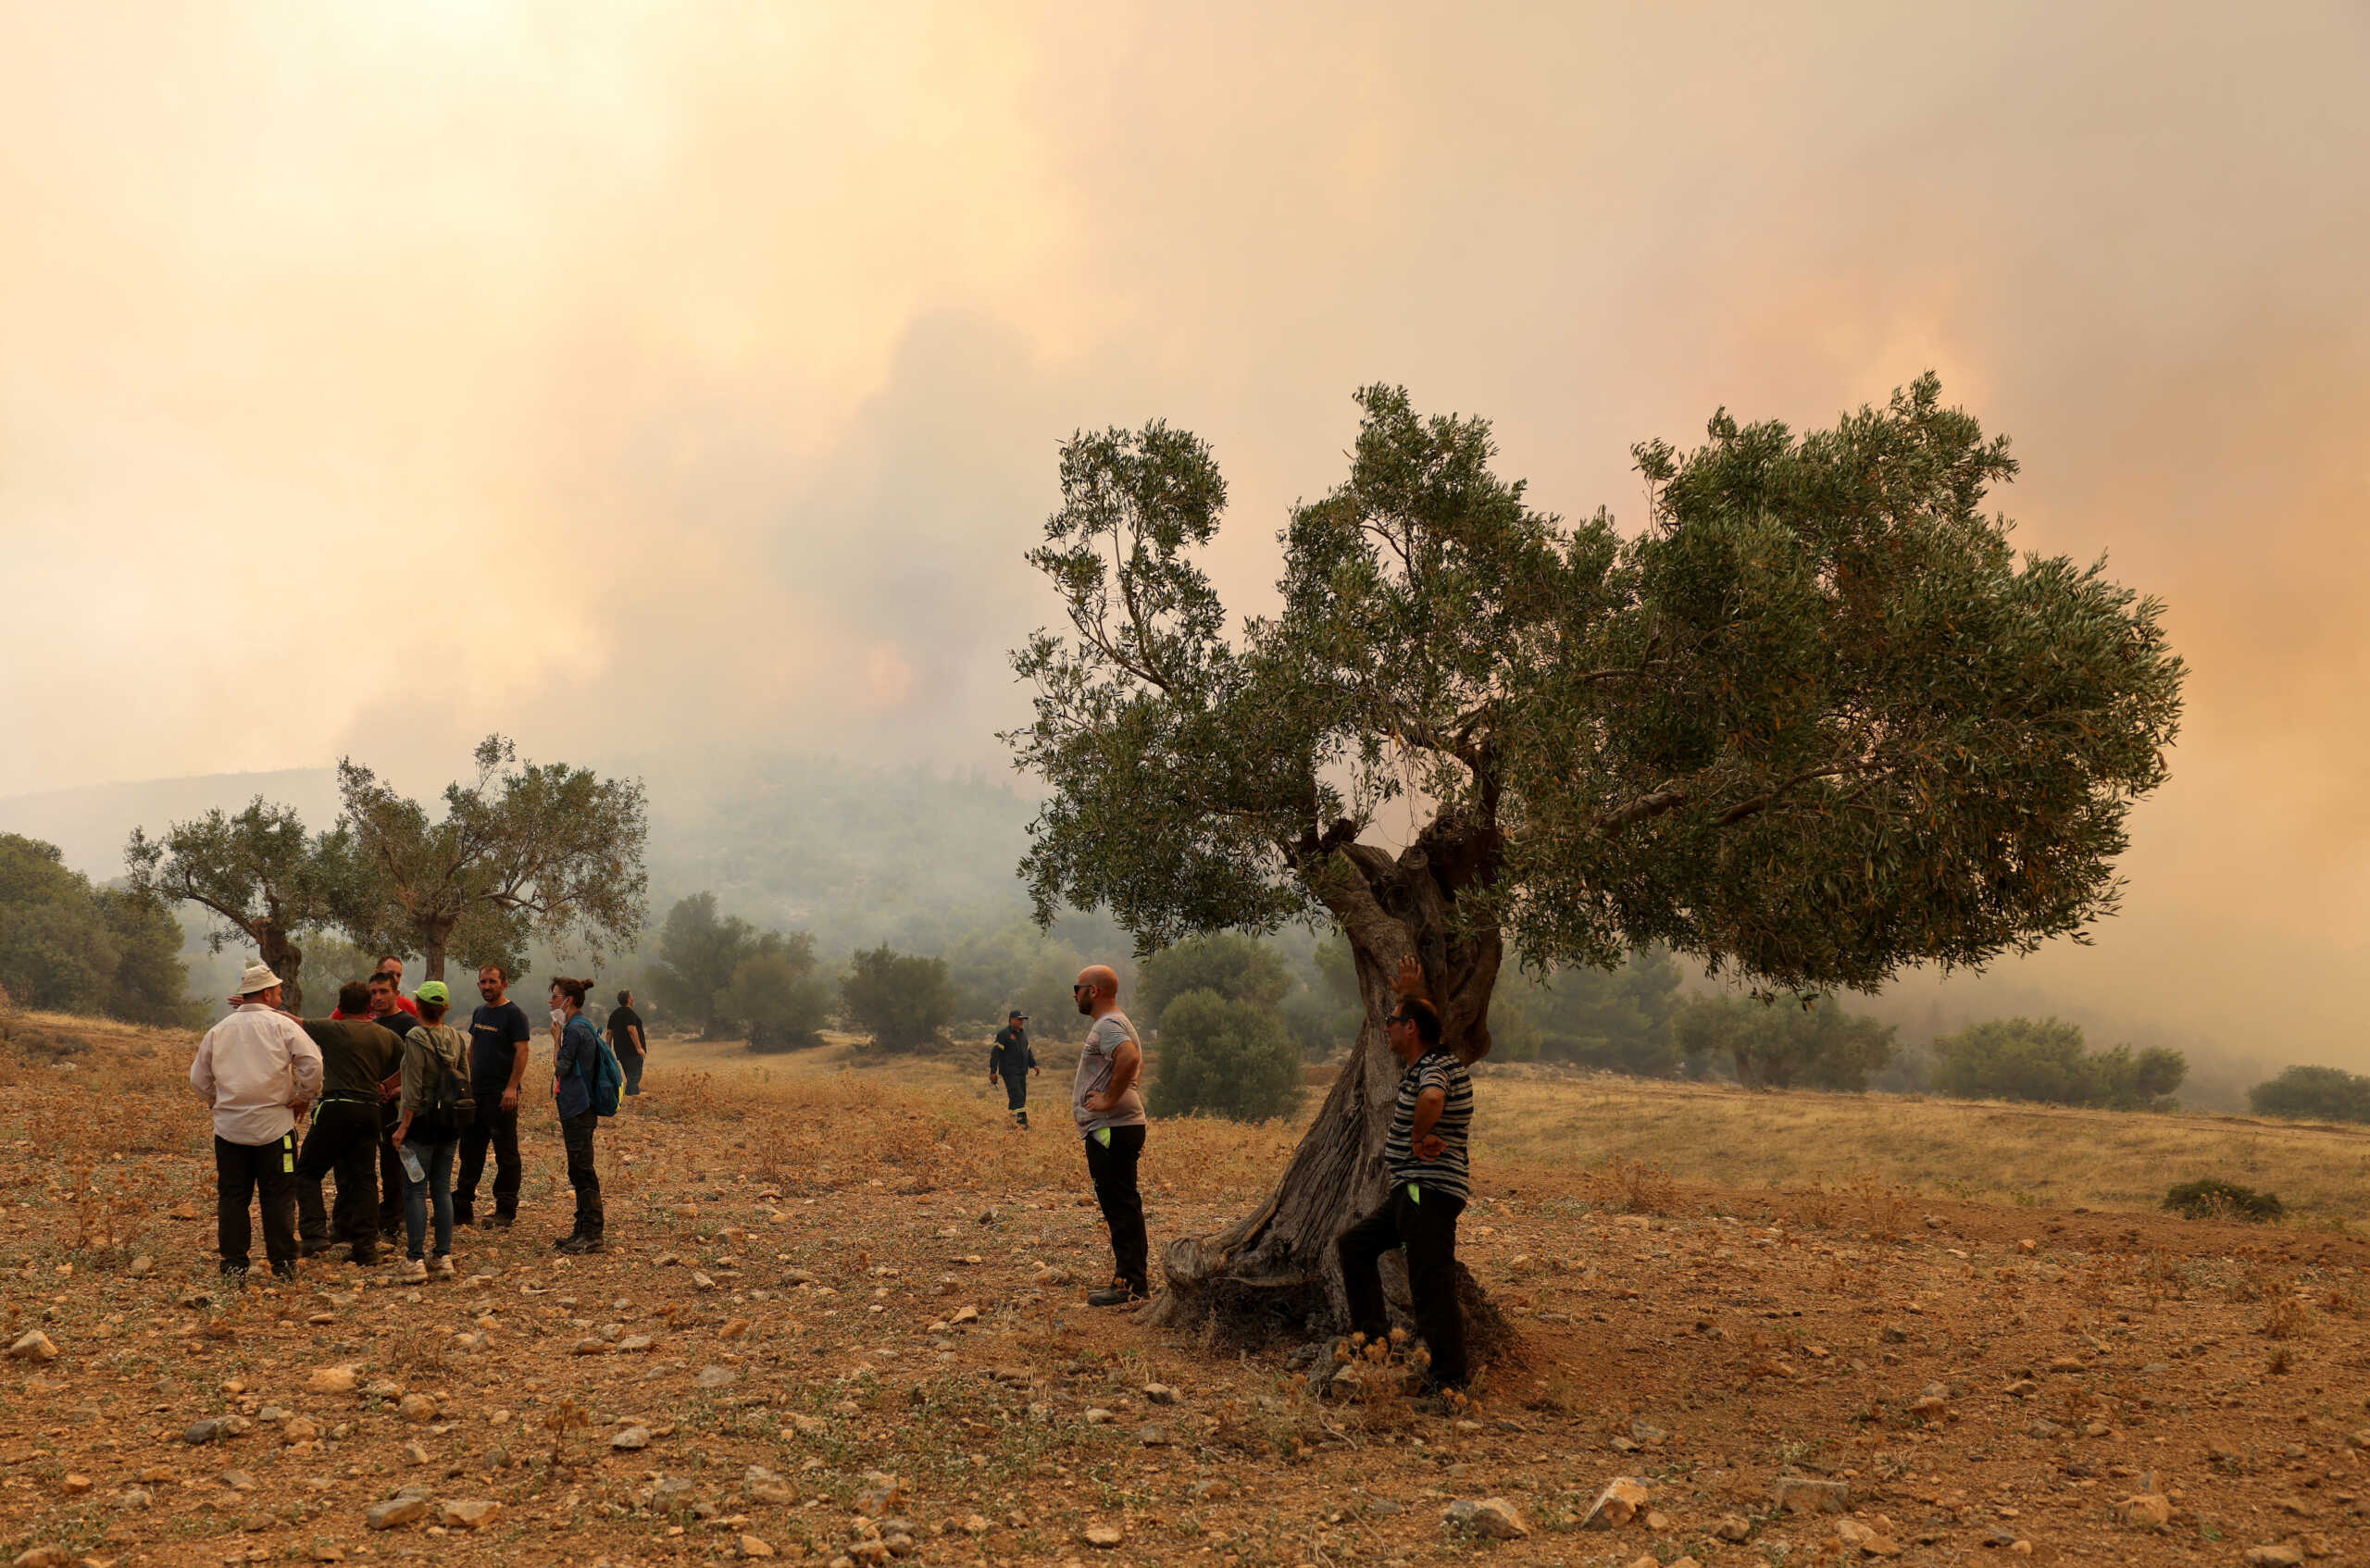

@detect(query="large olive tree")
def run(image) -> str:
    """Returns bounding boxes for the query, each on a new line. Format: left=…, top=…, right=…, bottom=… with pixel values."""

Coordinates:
left=1007, top=376, right=2184, bottom=1342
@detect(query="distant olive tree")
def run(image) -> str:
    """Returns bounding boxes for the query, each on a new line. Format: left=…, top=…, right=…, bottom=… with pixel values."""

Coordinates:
left=1929, top=1017, right=2185, bottom=1110
left=125, top=799, right=335, bottom=1013
left=2, top=833, right=193, bottom=1027
left=2249, top=1064, right=2370, bottom=1124
left=1675, top=993, right=1897, bottom=1090
left=1149, top=989, right=1304, bottom=1123
left=841, top=946, right=957, bottom=1052
left=1008, top=376, right=2183, bottom=1338
left=1138, top=932, right=1291, bottom=1024
left=331, top=736, right=647, bottom=982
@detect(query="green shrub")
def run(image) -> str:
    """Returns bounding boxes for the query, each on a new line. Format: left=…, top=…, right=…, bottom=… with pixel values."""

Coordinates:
left=1930, top=1017, right=2184, bottom=1110
left=840, top=945, right=957, bottom=1052
left=2163, top=1178, right=2284, bottom=1222
left=1139, top=934, right=1291, bottom=1021
left=2249, top=1064, right=2370, bottom=1124
left=1148, top=989, right=1303, bottom=1123
left=1674, top=993, right=1896, bottom=1090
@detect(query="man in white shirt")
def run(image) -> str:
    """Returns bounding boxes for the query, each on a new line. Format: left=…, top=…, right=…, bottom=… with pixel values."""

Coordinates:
left=191, top=963, right=324, bottom=1283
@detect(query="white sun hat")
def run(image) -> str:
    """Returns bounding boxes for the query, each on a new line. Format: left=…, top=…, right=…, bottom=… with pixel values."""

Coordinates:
left=238, top=962, right=282, bottom=995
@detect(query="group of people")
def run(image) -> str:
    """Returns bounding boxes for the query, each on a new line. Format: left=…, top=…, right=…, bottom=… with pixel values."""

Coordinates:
left=188, top=957, right=635, bottom=1283
left=193, top=945, right=1477, bottom=1398
left=1051, top=956, right=1475, bottom=1395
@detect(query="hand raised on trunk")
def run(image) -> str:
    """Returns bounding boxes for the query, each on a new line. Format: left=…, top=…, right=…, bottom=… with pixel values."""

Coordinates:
left=1393, top=955, right=1426, bottom=1000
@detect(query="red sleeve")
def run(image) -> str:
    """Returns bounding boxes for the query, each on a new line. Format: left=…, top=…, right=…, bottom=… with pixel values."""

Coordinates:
left=397, top=995, right=421, bottom=1016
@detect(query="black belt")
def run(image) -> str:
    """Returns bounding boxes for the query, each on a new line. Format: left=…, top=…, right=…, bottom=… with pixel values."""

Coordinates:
left=319, top=1091, right=380, bottom=1106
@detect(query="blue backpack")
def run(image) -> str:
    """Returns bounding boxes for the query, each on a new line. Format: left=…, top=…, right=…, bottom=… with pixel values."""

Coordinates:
left=569, top=1016, right=624, bottom=1117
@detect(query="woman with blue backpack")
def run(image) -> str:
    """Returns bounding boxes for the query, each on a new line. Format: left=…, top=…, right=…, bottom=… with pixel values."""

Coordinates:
left=548, top=976, right=622, bottom=1254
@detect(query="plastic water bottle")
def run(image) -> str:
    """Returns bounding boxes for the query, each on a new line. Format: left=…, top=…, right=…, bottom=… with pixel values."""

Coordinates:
left=398, top=1143, right=425, bottom=1185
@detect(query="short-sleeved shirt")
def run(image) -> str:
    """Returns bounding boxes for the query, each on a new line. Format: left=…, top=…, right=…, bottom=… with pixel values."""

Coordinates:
left=1071, top=1010, right=1146, bottom=1135
left=607, top=1004, right=644, bottom=1057
left=299, top=1018, right=405, bottom=1100
left=1383, top=1049, right=1474, bottom=1202
left=468, top=1001, right=533, bottom=1090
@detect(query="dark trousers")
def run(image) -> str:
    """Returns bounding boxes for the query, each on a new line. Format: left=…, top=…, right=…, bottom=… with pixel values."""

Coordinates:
left=215, top=1131, right=298, bottom=1275
left=455, top=1101, right=521, bottom=1220
left=294, top=1100, right=383, bottom=1256
left=376, top=1101, right=404, bottom=1237
left=1003, top=1076, right=1029, bottom=1125
left=1336, top=1182, right=1469, bottom=1389
left=1082, top=1125, right=1148, bottom=1292
left=560, top=1109, right=604, bottom=1236
left=620, top=1047, right=643, bottom=1096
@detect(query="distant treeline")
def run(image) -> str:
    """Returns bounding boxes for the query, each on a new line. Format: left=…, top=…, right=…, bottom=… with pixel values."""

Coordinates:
left=0, top=833, right=193, bottom=1027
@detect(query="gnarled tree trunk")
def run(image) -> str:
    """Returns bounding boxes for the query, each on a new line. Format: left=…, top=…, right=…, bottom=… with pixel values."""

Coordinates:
left=1144, top=823, right=1516, bottom=1363
left=257, top=925, right=305, bottom=1014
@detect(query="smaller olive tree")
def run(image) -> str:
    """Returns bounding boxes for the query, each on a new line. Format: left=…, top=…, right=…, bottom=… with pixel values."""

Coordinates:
left=720, top=935, right=833, bottom=1052
left=2249, top=1064, right=2370, bottom=1124
left=1150, top=989, right=1304, bottom=1122
left=1675, top=993, right=1896, bottom=1090
left=1138, top=932, right=1291, bottom=1023
left=1929, top=1017, right=2184, bottom=1109
left=841, top=946, right=957, bottom=1052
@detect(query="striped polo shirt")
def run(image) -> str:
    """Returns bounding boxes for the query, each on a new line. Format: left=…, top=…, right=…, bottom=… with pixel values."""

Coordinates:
left=1383, top=1049, right=1474, bottom=1202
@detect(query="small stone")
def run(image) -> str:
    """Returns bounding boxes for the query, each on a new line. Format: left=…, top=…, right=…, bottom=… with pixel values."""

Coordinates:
left=1081, top=1523, right=1123, bottom=1549
left=738, top=1536, right=775, bottom=1559
left=13, top=1549, right=72, bottom=1568
left=401, top=1441, right=430, bottom=1465
left=121, top=1489, right=153, bottom=1510
left=2245, top=1549, right=2305, bottom=1568
left=183, top=1419, right=227, bottom=1446
left=951, top=1304, right=979, bottom=1325
left=1084, top=1407, right=1115, bottom=1425
left=2119, top=1493, right=2172, bottom=1527
left=1142, top=1382, right=1178, bottom=1404
left=1880, top=1323, right=1909, bottom=1342
left=612, top=1425, right=652, bottom=1450
left=59, top=1475, right=92, bottom=1495
left=436, top=1500, right=501, bottom=1529
left=366, top=1496, right=430, bottom=1530
left=718, top=1319, right=751, bottom=1340
left=694, top=1272, right=717, bottom=1290
left=396, top=1393, right=436, bottom=1423
left=7, top=1331, right=60, bottom=1363
left=1772, top=1475, right=1850, bottom=1514
left=2003, top=1378, right=2039, bottom=1399
left=129, top=1254, right=155, bottom=1277
left=1138, top=1425, right=1171, bottom=1447
left=1190, top=1478, right=1231, bottom=1501
left=697, top=1365, right=739, bottom=1389
left=1444, top=1499, right=1529, bottom=1540
left=1713, top=1513, right=1752, bottom=1542
left=221, top=1470, right=257, bottom=1491
left=617, top=1335, right=655, bottom=1352
left=958, top=1515, right=990, bottom=1535
left=306, top=1365, right=356, bottom=1395
left=1581, top=1477, right=1650, bottom=1529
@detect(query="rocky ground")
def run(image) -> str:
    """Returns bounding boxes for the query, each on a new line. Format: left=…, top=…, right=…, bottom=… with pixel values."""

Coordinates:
left=4, top=1014, right=2368, bottom=1568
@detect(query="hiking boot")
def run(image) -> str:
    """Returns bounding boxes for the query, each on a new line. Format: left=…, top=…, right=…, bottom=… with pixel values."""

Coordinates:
left=399, top=1257, right=428, bottom=1282
left=347, top=1245, right=378, bottom=1267
left=431, top=1255, right=456, bottom=1279
left=297, top=1238, right=336, bottom=1259
left=1086, top=1278, right=1148, bottom=1308
left=450, top=1209, right=474, bottom=1229
left=558, top=1234, right=605, bottom=1255
left=270, top=1262, right=300, bottom=1283
left=482, top=1213, right=515, bottom=1231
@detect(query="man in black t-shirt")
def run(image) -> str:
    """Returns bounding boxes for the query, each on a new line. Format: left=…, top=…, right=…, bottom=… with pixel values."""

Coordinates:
left=455, top=963, right=532, bottom=1229
left=608, top=989, right=647, bottom=1097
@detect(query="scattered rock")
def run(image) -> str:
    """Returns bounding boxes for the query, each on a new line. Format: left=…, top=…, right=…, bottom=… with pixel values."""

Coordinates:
left=1713, top=1514, right=1752, bottom=1542
left=697, top=1365, right=740, bottom=1389
left=613, top=1425, right=652, bottom=1450
left=2244, top=1549, right=2304, bottom=1568
left=737, top=1536, right=775, bottom=1559
left=1445, top=1498, right=1529, bottom=1540
left=183, top=1418, right=227, bottom=1446
left=2003, top=1378, right=2039, bottom=1399
left=958, top=1514, right=990, bottom=1535
left=1139, top=1425, right=1171, bottom=1447
left=13, top=1549, right=73, bottom=1568
left=1772, top=1475, right=1850, bottom=1514
left=952, top=1305, right=979, bottom=1325
left=1081, top=1523, right=1123, bottom=1549
left=59, top=1474, right=91, bottom=1495
left=1581, top=1477, right=1650, bottom=1528
left=1837, top=1517, right=1903, bottom=1557
left=1191, top=1478, right=1231, bottom=1501
left=7, top=1331, right=59, bottom=1363
left=128, top=1254, right=155, bottom=1276
left=365, top=1496, right=429, bottom=1530
left=2119, top=1492, right=2172, bottom=1527
left=1142, top=1382, right=1178, bottom=1404
left=437, top=1500, right=501, bottom=1529
left=396, top=1393, right=436, bottom=1423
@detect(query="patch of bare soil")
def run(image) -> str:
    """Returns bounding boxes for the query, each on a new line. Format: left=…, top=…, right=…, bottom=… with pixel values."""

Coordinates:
left=2, top=1016, right=2364, bottom=1568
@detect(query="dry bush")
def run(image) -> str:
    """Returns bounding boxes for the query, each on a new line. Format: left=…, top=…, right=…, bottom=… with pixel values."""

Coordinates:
left=1593, top=1156, right=1677, bottom=1215
left=2259, top=1295, right=2312, bottom=1341
left=1851, top=1172, right=1908, bottom=1240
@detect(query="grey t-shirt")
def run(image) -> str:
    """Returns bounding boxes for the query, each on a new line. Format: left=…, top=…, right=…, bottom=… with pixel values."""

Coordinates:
left=1071, top=1010, right=1147, bottom=1134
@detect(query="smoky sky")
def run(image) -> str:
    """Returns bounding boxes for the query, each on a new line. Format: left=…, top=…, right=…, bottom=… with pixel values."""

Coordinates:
left=2, top=3, right=2364, bottom=1060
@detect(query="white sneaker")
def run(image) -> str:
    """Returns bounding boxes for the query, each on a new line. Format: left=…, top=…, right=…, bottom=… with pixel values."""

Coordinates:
left=431, top=1255, right=455, bottom=1279
left=401, top=1257, right=428, bottom=1282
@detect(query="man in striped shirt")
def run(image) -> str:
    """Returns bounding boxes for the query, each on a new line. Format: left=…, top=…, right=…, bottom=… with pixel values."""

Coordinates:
left=1334, top=968, right=1475, bottom=1394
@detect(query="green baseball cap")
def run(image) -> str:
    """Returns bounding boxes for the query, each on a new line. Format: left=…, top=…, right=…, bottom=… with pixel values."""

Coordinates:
left=415, top=981, right=451, bottom=1005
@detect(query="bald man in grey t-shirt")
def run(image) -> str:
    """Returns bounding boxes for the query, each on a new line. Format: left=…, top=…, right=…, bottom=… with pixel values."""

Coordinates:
left=1071, top=964, right=1149, bottom=1305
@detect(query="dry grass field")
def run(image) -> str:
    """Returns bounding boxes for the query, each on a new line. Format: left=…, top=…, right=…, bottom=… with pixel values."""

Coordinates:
left=3, top=1006, right=2367, bottom=1568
